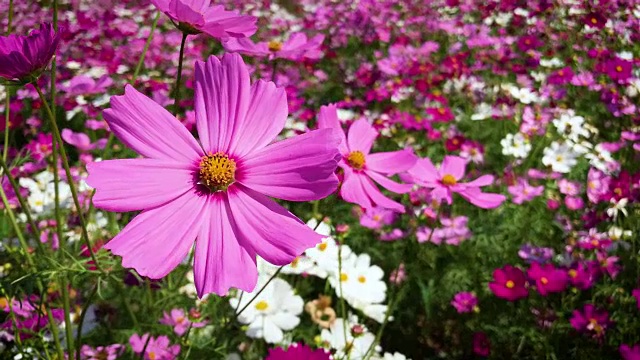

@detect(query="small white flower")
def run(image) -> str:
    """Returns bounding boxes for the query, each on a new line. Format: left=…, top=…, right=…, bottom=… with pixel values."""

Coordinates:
left=329, top=253, right=387, bottom=306
left=501, top=133, right=532, bottom=159
left=320, top=317, right=378, bottom=359
left=542, top=142, right=579, bottom=173
left=471, top=103, right=492, bottom=120
left=230, top=277, right=303, bottom=344
left=553, top=113, right=590, bottom=140
left=608, top=226, right=632, bottom=240
left=607, top=198, right=628, bottom=220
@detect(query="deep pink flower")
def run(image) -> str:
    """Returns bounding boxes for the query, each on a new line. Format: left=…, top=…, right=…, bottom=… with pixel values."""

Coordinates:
left=224, top=33, right=325, bottom=61
left=317, top=104, right=416, bottom=213
left=159, top=308, right=207, bottom=336
left=0, top=23, right=60, bottom=82
left=81, top=344, right=124, bottom=360
left=150, top=0, right=256, bottom=39
left=359, top=206, right=396, bottom=229
left=408, top=156, right=505, bottom=208
left=472, top=332, right=490, bottom=357
left=426, top=107, right=454, bottom=122
left=620, top=344, right=640, bottom=360
left=604, top=58, right=633, bottom=82
left=130, top=334, right=180, bottom=360
left=62, top=129, right=106, bottom=152
left=527, top=263, right=568, bottom=296
left=584, top=13, right=606, bottom=29
left=63, top=75, right=113, bottom=96
left=488, top=265, right=529, bottom=301
left=88, top=54, right=340, bottom=297
left=25, top=133, right=53, bottom=162
left=567, top=263, right=596, bottom=290
left=570, top=304, right=610, bottom=338
left=266, top=343, right=331, bottom=360
left=451, top=292, right=478, bottom=313
left=547, top=67, right=574, bottom=85
left=632, top=289, right=640, bottom=309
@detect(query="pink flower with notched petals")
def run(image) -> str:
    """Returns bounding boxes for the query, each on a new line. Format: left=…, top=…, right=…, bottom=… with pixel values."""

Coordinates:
left=317, top=104, right=417, bottom=213
left=224, top=33, right=325, bottom=62
left=87, top=54, right=340, bottom=297
left=488, top=265, right=529, bottom=301
left=150, top=0, right=256, bottom=40
left=508, top=178, right=544, bottom=204
left=130, top=334, right=180, bottom=360
left=408, top=155, right=505, bottom=209
left=81, top=344, right=124, bottom=360
left=159, top=308, right=207, bottom=336
left=527, top=263, right=568, bottom=296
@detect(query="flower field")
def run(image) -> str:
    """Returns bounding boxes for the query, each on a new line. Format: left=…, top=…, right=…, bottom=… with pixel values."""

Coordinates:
left=1, top=0, right=640, bottom=359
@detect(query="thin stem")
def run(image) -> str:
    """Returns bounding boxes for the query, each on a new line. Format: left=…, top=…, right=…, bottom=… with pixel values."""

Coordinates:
left=133, top=12, right=160, bottom=82
left=235, top=266, right=284, bottom=318
left=60, top=276, right=75, bottom=360
left=34, top=84, right=103, bottom=273
left=75, top=284, right=99, bottom=360
left=3, top=0, right=13, bottom=160
left=51, top=0, right=64, bottom=247
left=0, top=181, right=34, bottom=267
left=271, top=60, right=279, bottom=83
left=0, top=157, right=41, bottom=240
left=173, top=32, right=188, bottom=116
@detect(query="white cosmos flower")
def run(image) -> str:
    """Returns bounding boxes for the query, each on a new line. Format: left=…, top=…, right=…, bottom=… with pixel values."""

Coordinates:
left=607, top=198, right=628, bottom=220
left=329, top=253, right=387, bottom=306
left=19, top=171, right=72, bottom=215
left=373, top=352, right=411, bottom=360
left=552, top=112, right=590, bottom=140
left=230, top=277, right=303, bottom=344
left=320, top=317, right=379, bottom=359
left=471, top=103, right=492, bottom=120
left=501, top=133, right=532, bottom=158
left=542, top=142, right=579, bottom=173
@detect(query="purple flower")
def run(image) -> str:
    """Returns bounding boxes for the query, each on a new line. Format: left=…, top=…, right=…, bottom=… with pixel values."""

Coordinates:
left=0, top=23, right=60, bottom=83
left=632, top=289, right=640, bottom=309
left=360, top=206, right=396, bottom=229
left=81, top=344, right=124, bottom=360
left=621, top=344, right=640, bottom=360
left=159, top=308, right=207, bottom=336
left=518, top=244, right=554, bottom=264
left=473, top=332, right=491, bottom=357
left=570, top=304, right=611, bottom=338
left=451, top=292, right=478, bottom=313
left=508, top=178, right=544, bottom=204
left=266, top=343, right=331, bottom=360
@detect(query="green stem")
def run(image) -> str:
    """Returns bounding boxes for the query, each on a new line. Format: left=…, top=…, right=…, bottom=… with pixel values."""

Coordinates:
left=60, top=276, right=75, bottom=360
left=51, top=0, right=64, bottom=248
left=3, top=93, right=9, bottom=162
left=0, top=157, right=41, bottom=240
left=46, top=304, right=65, bottom=360
left=235, top=266, right=284, bottom=317
left=75, top=284, right=98, bottom=360
left=133, top=12, right=160, bottom=82
left=0, top=179, right=34, bottom=268
left=34, top=83, right=103, bottom=273
left=173, top=32, right=188, bottom=116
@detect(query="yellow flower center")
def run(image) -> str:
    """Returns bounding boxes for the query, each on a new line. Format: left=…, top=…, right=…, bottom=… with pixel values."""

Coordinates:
left=358, top=276, right=366, bottom=283
left=340, top=273, right=349, bottom=282
left=442, top=174, right=457, bottom=186
left=568, top=269, right=577, bottom=278
left=255, top=300, right=269, bottom=311
left=505, top=280, right=515, bottom=289
left=616, top=65, right=623, bottom=72
left=591, top=17, right=598, bottom=24
left=347, top=151, right=366, bottom=170
left=199, top=152, right=236, bottom=191
left=318, top=243, right=328, bottom=251
left=0, top=298, right=7, bottom=309
left=291, top=257, right=300, bottom=268
left=540, top=277, right=549, bottom=285
left=149, top=352, right=157, bottom=360
left=268, top=40, right=283, bottom=52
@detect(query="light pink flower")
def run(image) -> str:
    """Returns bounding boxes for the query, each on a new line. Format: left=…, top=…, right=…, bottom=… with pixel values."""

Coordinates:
left=317, top=104, right=417, bottom=213
left=159, top=308, right=207, bottom=336
left=224, top=33, right=325, bottom=61
left=88, top=54, right=340, bottom=297
left=130, top=334, right=180, bottom=360
left=408, top=156, right=505, bottom=208
left=61, top=129, right=107, bottom=152
left=150, top=0, right=256, bottom=39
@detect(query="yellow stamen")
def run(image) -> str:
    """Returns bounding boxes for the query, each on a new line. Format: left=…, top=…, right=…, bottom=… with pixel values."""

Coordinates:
left=347, top=151, right=366, bottom=170
left=540, top=277, right=548, bottom=285
left=358, top=276, right=366, bottom=283
left=616, top=65, right=623, bottom=72
left=268, top=40, right=283, bottom=52
left=318, top=242, right=328, bottom=251
left=255, top=300, right=269, bottom=311
left=199, top=152, right=236, bottom=191
left=505, top=280, right=515, bottom=289
left=340, top=273, right=348, bottom=282
left=442, top=174, right=457, bottom=186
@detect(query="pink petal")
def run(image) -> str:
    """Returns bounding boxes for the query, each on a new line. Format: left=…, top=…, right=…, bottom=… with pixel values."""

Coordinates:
left=457, top=188, right=506, bottom=209
left=61, top=129, right=92, bottom=152
left=193, top=194, right=257, bottom=297
left=194, top=54, right=250, bottom=154
left=317, top=104, right=347, bottom=153
left=340, top=166, right=373, bottom=209
left=227, top=185, right=323, bottom=265
left=347, top=119, right=377, bottom=154
left=203, top=6, right=257, bottom=38
left=359, top=173, right=406, bottom=212
left=439, top=155, right=466, bottom=180
left=222, top=38, right=269, bottom=57
left=103, top=85, right=203, bottom=162
left=408, top=158, right=439, bottom=186
left=366, top=170, right=413, bottom=194
left=463, top=174, right=495, bottom=188
left=104, top=191, right=207, bottom=279
left=168, top=0, right=205, bottom=26
left=229, top=79, right=287, bottom=158
left=366, top=149, right=417, bottom=175
left=86, top=159, right=196, bottom=212
left=239, top=129, right=340, bottom=201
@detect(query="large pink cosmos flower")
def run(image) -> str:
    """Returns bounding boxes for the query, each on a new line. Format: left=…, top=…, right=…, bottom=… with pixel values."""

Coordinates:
left=317, top=105, right=416, bottom=213
left=87, top=54, right=340, bottom=297
left=407, top=155, right=505, bottom=209
left=0, top=23, right=60, bottom=83
left=150, top=0, right=257, bottom=39
left=223, top=33, right=325, bottom=61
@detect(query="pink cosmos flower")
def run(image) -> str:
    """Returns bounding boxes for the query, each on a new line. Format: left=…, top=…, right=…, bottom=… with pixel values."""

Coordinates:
left=359, top=206, right=396, bottom=229
left=63, top=75, right=113, bottom=96
left=620, top=344, right=640, bottom=360
left=488, top=265, right=529, bottom=301
left=150, top=0, right=256, bottom=39
left=317, top=104, right=416, bottom=213
left=224, top=33, right=325, bottom=61
left=570, top=304, right=610, bottom=338
left=266, top=343, right=331, bottom=360
left=527, top=263, right=568, bottom=296
left=159, top=308, right=207, bottom=336
left=80, top=344, right=124, bottom=360
left=451, top=292, right=478, bottom=313
left=130, top=333, right=180, bottom=360
left=0, top=23, right=60, bottom=83
left=408, top=155, right=505, bottom=209
left=61, top=129, right=107, bottom=152
left=632, top=289, right=640, bottom=309
left=508, top=178, right=544, bottom=204
left=88, top=54, right=340, bottom=297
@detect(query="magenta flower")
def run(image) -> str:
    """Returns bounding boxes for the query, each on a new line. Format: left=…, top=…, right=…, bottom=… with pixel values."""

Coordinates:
left=266, top=343, right=331, bottom=360
left=632, top=289, right=640, bottom=309
left=604, top=57, right=633, bottom=82
left=317, top=104, right=416, bottom=213
left=62, top=129, right=106, bottom=152
left=224, top=33, right=325, bottom=61
left=359, top=206, right=396, bottom=229
left=160, top=308, right=207, bottom=336
left=80, top=344, right=124, bottom=360
left=88, top=54, right=340, bottom=297
left=451, top=292, right=478, bottom=313
left=472, top=332, right=491, bottom=357
left=620, top=344, right=640, bottom=360
left=570, top=304, right=611, bottom=338
left=408, top=155, right=505, bottom=209
left=488, top=265, right=529, bottom=301
left=130, top=333, right=181, bottom=360
left=568, top=263, right=596, bottom=290
left=527, top=263, right=568, bottom=296
left=508, top=178, right=544, bottom=204
left=0, top=23, right=60, bottom=83
left=150, top=0, right=256, bottom=39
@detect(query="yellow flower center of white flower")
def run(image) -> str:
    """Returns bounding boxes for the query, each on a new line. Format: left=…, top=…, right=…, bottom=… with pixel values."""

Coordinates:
left=442, top=174, right=457, bottom=186
left=340, top=273, right=349, bottom=282
left=358, top=276, right=366, bottom=283
left=347, top=151, right=366, bottom=170
left=199, top=152, right=236, bottom=191
left=318, top=243, right=328, bottom=251
left=255, top=300, right=269, bottom=311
